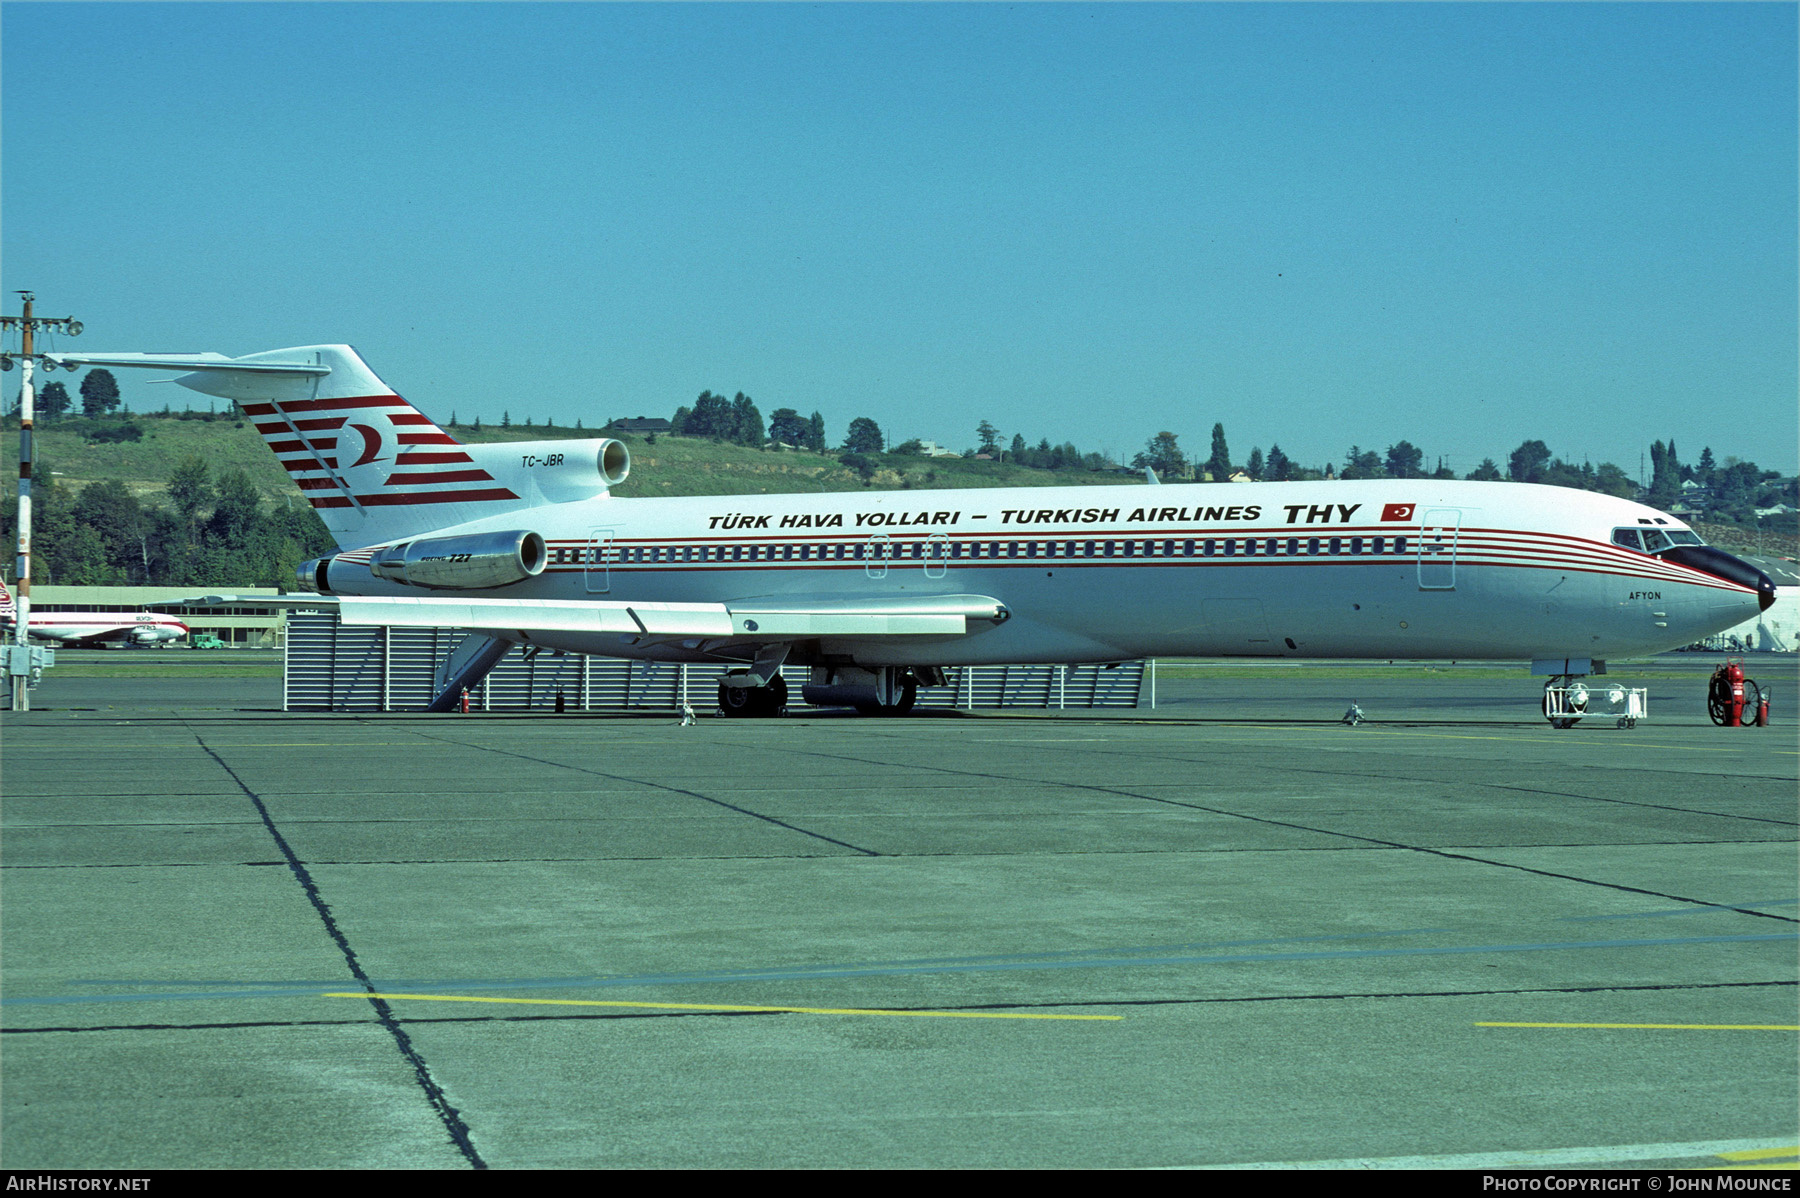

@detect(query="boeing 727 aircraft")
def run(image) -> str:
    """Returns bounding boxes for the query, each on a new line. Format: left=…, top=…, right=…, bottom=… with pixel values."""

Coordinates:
left=0, top=579, right=189, bottom=646
left=49, top=344, right=1776, bottom=715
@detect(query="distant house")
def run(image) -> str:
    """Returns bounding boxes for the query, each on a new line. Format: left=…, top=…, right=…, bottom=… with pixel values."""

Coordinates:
left=606, top=417, right=671, bottom=434
left=915, top=440, right=961, bottom=458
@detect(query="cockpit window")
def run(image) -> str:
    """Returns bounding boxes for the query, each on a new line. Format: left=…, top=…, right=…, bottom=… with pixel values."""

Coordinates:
left=1614, top=526, right=1705, bottom=553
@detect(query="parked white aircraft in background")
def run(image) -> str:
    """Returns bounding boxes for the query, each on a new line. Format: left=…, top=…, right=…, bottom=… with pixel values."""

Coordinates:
left=50, top=344, right=1775, bottom=715
left=0, top=579, right=188, bottom=646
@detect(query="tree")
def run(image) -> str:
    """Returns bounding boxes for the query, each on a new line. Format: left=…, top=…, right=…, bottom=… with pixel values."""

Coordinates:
left=768, top=407, right=809, bottom=448
left=1647, top=440, right=1682, bottom=509
left=37, top=381, right=71, bottom=420
left=1341, top=446, right=1385, bottom=480
left=1132, top=431, right=1187, bottom=478
left=843, top=417, right=884, bottom=454
left=1593, top=463, right=1636, bottom=499
left=1467, top=458, right=1503, bottom=481
left=79, top=369, right=121, bottom=417
left=1245, top=447, right=1264, bottom=481
left=1384, top=441, right=1424, bottom=479
left=1507, top=440, right=1551, bottom=484
left=807, top=412, right=827, bottom=453
left=1265, top=444, right=1292, bottom=482
left=209, top=468, right=263, bottom=545
left=977, top=421, right=1002, bottom=455
left=1205, top=423, right=1231, bottom=482
left=501, top=410, right=512, bottom=428
left=72, top=480, right=146, bottom=581
left=167, top=456, right=214, bottom=522
left=731, top=392, right=764, bottom=446
left=1010, top=433, right=1027, bottom=460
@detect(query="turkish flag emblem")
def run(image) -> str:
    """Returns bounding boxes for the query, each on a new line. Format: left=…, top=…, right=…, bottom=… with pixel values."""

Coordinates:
left=1381, top=503, right=1416, bottom=522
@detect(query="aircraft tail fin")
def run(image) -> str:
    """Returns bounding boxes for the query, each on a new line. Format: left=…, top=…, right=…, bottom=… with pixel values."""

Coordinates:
left=48, top=346, right=629, bottom=548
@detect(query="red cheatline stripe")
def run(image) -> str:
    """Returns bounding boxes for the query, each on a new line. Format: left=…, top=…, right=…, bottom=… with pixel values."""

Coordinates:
left=239, top=402, right=276, bottom=416
left=269, top=438, right=338, bottom=454
left=383, top=470, right=496, bottom=485
left=395, top=451, right=472, bottom=465
left=257, top=417, right=350, bottom=434
left=389, top=412, right=435, bottom=426
left=294, top=478, right=341, bottom=491
left=397, top=432, right=459, bottom=445
left=279, top=457, right=339, bottom=473
left=273, top=394, right=412, bottom=413
left=309, top=496, right=354, bottom=508
left=356, top=488, right=520, bottom=506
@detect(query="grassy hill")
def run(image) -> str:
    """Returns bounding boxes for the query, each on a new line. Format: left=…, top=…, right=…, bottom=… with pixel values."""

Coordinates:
left=6, top=413, right=1794, bottom=559
left=4, top=413, right=1133, bottom=505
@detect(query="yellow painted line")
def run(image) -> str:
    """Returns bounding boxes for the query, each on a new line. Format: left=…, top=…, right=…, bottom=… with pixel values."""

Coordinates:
left=1476, top=1022, right=1799, bottom=1031
left=1717, top=1146, right=1800, bottom=1162
left=325, top=991, right=1121, bottom=1021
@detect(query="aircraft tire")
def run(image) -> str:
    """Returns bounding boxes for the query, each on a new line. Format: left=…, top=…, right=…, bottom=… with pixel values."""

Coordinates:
left=855, top=678, right=917, bottom=716
left=717, top=675, right=787, bottom=718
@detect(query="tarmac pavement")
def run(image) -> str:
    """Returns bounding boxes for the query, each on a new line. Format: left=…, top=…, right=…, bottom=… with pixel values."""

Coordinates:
left=2, top=660, right=1794, bottom=1169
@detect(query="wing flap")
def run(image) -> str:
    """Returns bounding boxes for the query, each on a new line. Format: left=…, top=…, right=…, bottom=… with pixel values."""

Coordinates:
left=157, top=592, right=1007, bottom=642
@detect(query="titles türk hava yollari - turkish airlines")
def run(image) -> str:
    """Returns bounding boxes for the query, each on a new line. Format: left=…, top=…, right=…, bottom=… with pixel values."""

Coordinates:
left=0, top=579, right=188, bottom=646
left=48, top=344, right=1775, bottom=715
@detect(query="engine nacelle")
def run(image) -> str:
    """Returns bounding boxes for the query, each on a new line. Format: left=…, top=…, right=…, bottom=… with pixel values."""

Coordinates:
left=369, top=530, right=548, bottom=590
left=460, top=437, right=631, bottom=503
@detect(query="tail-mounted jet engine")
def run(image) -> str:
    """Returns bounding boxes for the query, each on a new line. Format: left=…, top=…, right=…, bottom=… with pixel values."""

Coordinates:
left=367, top=530, right=549, bottom=590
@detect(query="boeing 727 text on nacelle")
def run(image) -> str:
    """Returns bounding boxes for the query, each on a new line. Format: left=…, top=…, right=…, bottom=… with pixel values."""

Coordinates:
left=51, top=345, right=1776, bottom=716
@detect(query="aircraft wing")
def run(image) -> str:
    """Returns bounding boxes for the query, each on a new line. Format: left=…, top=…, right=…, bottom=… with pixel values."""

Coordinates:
left=161, top=593, right=1008, bottom=643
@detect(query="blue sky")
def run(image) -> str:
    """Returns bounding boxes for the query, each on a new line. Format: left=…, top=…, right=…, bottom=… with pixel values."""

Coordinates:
left=4, top=2, right=1794, bottom=476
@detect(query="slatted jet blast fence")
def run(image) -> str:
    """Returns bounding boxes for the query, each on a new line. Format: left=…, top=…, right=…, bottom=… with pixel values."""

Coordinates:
left=284, top=611, right=1149, bottom=713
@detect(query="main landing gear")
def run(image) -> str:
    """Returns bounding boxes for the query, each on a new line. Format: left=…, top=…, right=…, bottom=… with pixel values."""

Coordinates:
left=718, top=673, right=787, bottom=718
left=854, top=675, right=916, bottom=716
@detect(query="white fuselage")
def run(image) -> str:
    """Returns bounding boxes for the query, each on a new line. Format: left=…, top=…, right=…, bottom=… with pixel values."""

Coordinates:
left=2, top=612, right=189, bottom=646
left=317, top=479, right=1763, bottom=668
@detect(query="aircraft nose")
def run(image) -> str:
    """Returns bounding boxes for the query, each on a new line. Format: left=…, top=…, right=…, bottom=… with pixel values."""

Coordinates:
left=1660, top=544, right=1777, bottom=611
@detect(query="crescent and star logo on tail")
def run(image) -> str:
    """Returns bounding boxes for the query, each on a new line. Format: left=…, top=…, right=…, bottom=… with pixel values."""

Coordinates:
left=347, top=422, right=388, bottom=469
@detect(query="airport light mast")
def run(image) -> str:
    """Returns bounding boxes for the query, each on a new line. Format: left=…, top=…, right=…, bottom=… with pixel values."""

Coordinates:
left=2, top=292, right=82, bottom=711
